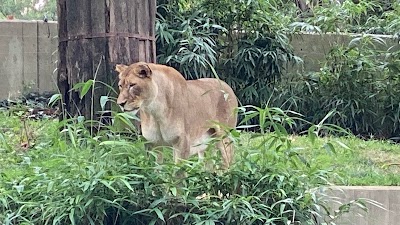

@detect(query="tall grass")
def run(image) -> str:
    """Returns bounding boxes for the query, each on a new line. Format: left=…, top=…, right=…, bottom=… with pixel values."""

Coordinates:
left=0, top=101, right=367, bottom=224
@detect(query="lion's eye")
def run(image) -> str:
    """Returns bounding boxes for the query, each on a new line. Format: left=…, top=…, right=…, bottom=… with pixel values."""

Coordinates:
left=129, top=83, right=136, bottom=88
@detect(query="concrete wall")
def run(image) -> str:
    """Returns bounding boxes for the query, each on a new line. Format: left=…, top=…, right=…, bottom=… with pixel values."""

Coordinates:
left=0, top=20, right=57, bottom=99
left=0, top=21, right=399, bottom=100
left=291, top=33, right=399, bottom=72
left=327, top=186, right=400, bottom=225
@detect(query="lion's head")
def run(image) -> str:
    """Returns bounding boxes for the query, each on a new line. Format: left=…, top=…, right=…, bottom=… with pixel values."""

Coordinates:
left=115, top=62, right=155, bottom=112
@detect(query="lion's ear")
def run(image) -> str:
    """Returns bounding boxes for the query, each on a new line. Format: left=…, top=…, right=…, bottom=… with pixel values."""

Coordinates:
left=115, top=64, right=128, bottom=73
left=137, top=64, right=152, bottom=78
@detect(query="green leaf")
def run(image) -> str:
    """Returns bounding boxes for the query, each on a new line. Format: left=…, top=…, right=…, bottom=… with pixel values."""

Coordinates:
left=170, top=187, right=177, bottom=196
left=99, top=140, right=133, bottom=147
left=48, top=93, right=61, bottom=106
left=280, top=203, right=285, bottom=215
left=71, top=82, right=85, bottom=91
left=335, top=140, right=350, bottom=150
left=47, top=181, right=54, bottom=193
left=100, top=96, right=109, bottom=111
left=149, top=219, right=157, bottom=225
left=69, top=208, right=76, bottom=225
left=99, top=180, right=118, bottom=194
left=323, top=142, right=336, bottom=154
left=77, top=116, right=85, bottom=123
left=120, top=178, right=134, bottom=192
left=308, top=125, right=317, bottom=144
left=150, top=198, right=167, bottom=208
left=153, top=208, right=165, bottom=222
left=318, top=110, right=336, bottom=127
left=205, top=220, right=216, bottom=225
left=80, top=79, right=95, bottom=99
left=67, top=126, right=77, bottom=148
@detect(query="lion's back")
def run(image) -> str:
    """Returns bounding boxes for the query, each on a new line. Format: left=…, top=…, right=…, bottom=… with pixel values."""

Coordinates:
left=149, top=63, right=238, bottom=128
left=186, top=78, right=238, bottom=127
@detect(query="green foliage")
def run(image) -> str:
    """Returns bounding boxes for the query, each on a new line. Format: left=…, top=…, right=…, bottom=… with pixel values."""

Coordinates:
left=156, top=0, right=301, bottom=106
left=294, top=0, right=400, bottom=35
left=0, top=0, right=56, bottom=20
left=0, top=103, right=367, bottom=224
left=156, top=4, right=222, bottom=79
left=316, top=36, right=400, bottom=137
left=155, top=0, right=399, bottom=137
left=287, top=135, right=400, bottom=186
left=301, top=0, right=381, bottom=33
left=267, top=35, right=400, bottom=138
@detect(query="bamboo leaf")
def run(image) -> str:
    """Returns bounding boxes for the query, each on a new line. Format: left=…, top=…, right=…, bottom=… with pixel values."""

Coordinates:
left=80, top=79, right=95, bottom=99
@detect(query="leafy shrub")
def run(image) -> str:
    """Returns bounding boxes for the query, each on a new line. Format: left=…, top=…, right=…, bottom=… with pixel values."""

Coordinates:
left=300, top=0, right=380, bottom=33
left=295, top=0, right=400, bottom=35
left=0, top=105, right=364, bottom=225
left=156, top=1, right=223, bottom=79
left=156, top=0, right=301, bottom=106
left=154, top=0, right=399, bottom=138
left=0, top=0, right=56, bottom=20
left=267, top=35, right=400, bottom=139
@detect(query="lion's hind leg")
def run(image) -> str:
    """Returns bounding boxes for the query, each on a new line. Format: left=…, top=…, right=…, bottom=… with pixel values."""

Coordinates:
left=207, top=127, right=234, bottom=169
left=217, top=137, right=234, bottom=169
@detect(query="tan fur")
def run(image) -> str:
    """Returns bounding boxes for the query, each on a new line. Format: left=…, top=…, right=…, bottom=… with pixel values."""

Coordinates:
left=116, top=62, right=238, bottom=168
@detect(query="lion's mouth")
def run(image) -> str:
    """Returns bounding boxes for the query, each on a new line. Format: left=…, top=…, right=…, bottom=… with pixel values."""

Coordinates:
left=119, top=105, right=139, bottom=112
left=123, top=107, right=140, bottom=114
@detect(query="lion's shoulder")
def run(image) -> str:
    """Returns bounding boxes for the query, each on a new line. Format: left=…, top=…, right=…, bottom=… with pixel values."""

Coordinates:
left=148, top=63, right=186, bottom=82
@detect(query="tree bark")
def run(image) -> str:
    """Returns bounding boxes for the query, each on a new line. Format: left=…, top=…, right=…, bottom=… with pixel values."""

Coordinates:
left=57, top=0, right=156, bottom=122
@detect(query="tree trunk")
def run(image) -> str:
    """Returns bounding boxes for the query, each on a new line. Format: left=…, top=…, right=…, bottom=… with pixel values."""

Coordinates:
left=57, top=0, right=156, bottom=122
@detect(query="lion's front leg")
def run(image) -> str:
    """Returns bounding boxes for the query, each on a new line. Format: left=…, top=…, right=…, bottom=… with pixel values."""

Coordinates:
left=144, top=142, right=164, bottom=164
left=172, top=135, right=191, bottom=163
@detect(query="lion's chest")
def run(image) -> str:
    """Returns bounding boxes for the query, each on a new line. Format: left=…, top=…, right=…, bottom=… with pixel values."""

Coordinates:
left=142, top=125, right=163, bottom=144
left=141, top=117, right=179, bottom=146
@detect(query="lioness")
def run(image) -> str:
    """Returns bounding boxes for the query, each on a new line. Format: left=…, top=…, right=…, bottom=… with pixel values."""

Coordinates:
left=115, top=62, right=238, bottom=168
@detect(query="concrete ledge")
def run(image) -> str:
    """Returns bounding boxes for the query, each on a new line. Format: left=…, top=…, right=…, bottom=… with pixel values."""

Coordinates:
left=327, top=186, right=400, bottom=225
